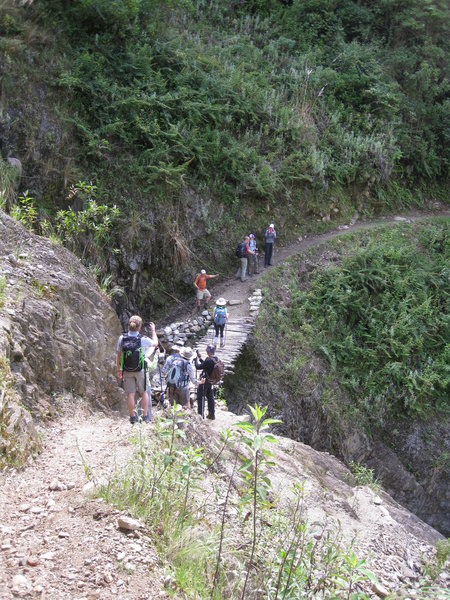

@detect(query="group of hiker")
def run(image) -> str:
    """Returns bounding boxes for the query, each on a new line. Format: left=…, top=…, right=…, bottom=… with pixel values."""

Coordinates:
left=116, top=315, right=223, bottom=424
left=235, top=223, right=276, bottom=282
left=116, top=223, right=276, bottom=424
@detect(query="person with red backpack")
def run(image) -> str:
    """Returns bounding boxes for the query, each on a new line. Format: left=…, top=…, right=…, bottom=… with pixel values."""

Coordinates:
left=194, top=344, right=223, bottom=420
left=235, top=235, right=255, bottom=282
left=116, top=315, right=158, bottom=424
left=194, top=269, right=218, bottom=310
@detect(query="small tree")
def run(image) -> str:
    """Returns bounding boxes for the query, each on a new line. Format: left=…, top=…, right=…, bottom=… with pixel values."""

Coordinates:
left=235, top=403, right=281, bottom=599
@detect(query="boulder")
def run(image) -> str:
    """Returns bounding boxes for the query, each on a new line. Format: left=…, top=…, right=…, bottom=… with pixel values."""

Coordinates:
left=0, top=211, right=124, bottom=464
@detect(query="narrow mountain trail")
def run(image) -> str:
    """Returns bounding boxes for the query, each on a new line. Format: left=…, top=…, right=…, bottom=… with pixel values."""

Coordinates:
left=186, top=207, right=449, bottom=374
left=0, top=207, right=448, bottom=599
left=160, top=208, right=449, bottom=337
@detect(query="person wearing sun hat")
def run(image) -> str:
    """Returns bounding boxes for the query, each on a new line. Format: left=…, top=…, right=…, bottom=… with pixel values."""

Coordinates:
left=162, top=345, right=197, bottom=408
left=213, top=297, right=228, bottom=348
left=264, top=223, right=276, bottom=267
left=194, top=268, right=219, bottom=310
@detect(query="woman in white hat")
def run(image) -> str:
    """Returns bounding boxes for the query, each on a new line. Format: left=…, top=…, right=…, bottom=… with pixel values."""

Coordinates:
left=213, top=297, right=228, bottom=348
left=264, top=223, right=276, bottom=267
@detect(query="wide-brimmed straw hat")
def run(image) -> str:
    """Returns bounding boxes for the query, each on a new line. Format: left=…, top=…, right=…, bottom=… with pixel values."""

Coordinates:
left=216, top=297, right=227, bottom=306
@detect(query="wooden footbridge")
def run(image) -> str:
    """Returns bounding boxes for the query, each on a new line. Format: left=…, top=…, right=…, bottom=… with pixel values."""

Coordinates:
left=192, top=315, right=256, bottom=376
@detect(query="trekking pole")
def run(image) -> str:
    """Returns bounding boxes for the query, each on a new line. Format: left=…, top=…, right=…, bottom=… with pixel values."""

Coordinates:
left=202, top=383, right=205, bottom=420
left=224, top=322, right=228, bottom=347
left=157, top=359, right=166, bottom=409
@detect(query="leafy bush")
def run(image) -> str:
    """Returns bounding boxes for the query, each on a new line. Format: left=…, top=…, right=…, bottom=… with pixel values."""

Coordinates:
left=54, top=181, right=120, bottom=263
left=10, top=191, right=37, bottom=231
left=257, top=219, right=449, bottom=424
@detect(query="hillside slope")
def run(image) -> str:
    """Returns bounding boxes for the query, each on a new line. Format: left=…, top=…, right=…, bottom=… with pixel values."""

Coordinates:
left=1, top=0, right=448, bottom=320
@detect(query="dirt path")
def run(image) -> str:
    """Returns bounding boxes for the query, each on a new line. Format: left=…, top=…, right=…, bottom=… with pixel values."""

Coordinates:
left=165, top=207, right=449, bottom=324
left=0, top=405, right=170, bottom=599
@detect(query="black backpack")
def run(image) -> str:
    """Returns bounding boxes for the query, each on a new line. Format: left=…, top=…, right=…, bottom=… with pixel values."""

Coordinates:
left=121, top=334, right=144, bottom=372
left=235, top=242, right=245, bottom=258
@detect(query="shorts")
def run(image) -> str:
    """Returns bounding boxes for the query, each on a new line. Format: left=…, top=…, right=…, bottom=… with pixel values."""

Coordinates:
left=167, top=385, right=190, bottom=407
left=123, top=370, right=146, bottom=394
left=196, top=288, right=211, bottom=300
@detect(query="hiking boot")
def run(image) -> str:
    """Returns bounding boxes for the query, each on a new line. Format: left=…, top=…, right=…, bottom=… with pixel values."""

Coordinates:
left=206, top=414, right=215, bottom=420
left=220, top=340, right=224, bottom=347
left=143, top=415, right=151, bottom=424
left=129, top=415, right=138, bottom=425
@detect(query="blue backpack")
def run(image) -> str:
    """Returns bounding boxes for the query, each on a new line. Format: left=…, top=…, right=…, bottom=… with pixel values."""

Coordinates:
left=214, top=306, right=226, bottom=326
left=166, top=357, right=189, bottom=388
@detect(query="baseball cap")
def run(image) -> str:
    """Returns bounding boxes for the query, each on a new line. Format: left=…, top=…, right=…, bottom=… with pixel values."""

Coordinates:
left=200, top=269, right=206, bottom=274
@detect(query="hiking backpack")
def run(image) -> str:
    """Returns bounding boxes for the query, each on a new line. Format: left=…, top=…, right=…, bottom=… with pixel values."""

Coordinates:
left=207, top=357, right=225, bottom=385
left=214, top=306, right=226, bottom=326
left=121, top=334, right=144, bottom=372
left=235, top=242, right=245, bottom=258
left=166, top=357, right=189, bottom=388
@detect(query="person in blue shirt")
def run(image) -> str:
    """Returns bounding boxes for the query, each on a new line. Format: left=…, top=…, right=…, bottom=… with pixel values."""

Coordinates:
left=213, top=297, right=228, bottom=347
left=264, top=223, right=276, bottom=267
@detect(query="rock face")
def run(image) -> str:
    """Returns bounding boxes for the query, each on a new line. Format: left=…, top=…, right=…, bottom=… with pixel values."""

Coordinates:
left=0, top=210, right=123, bottom=464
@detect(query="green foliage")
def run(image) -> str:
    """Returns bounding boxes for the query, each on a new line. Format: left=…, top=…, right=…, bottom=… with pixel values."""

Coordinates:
left=304, top=222, right=449, bottom=420
left=34, top=0, right=448, bottom=215
left=54, top=181, right=120, bottom=262
left=256, top=219, right=449, bottom=426
left=349, top=461, right=382, bottom=493
left=10, top=191, right=37, bottom=231
left=422, top=539, right=450, bottom=582
left=0, top=158, right=19, bottom=210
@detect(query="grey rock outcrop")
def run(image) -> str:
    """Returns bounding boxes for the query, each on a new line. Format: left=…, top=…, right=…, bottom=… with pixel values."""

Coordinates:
left=0, top=210, right=123, bottom=464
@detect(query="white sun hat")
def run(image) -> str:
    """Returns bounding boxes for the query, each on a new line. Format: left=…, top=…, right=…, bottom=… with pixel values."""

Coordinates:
left=216, top=297, right=227, bottom=306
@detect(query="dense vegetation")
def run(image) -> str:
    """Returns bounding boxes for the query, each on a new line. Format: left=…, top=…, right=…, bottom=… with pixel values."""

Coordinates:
left=255, top=218, right=449, bottom=426
left=1, top=0, right=448, bottom=311
left=43, top=0, right=450, bottom=197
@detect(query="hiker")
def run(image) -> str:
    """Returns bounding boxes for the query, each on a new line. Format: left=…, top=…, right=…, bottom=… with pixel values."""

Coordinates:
left=213, top=297, right=228, bottom=348
left=194, top=269, right=219, bottom=310
left=195, top=345, right=219, bottom=420
left=162, top=345, right=197, bottom=409
left=248, top=233, right=260, bottom=276
left=235, top=235, right=255, bottom=282
left=116, top=315, right=158, bottom=424
left=264, top=223, right=277, bottom=267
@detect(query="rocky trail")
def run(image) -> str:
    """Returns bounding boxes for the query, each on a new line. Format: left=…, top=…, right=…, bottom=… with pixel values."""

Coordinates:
left=0, top=207, right=449, bottom=599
